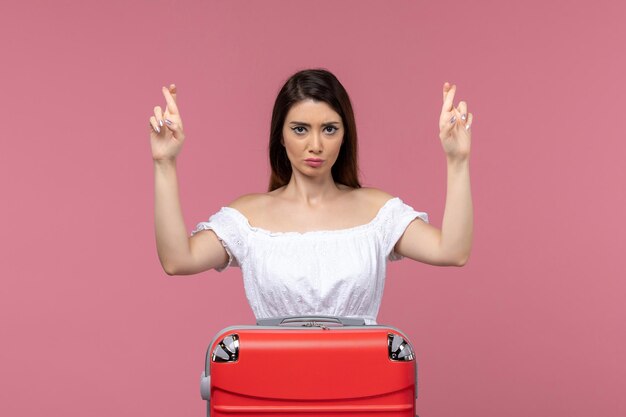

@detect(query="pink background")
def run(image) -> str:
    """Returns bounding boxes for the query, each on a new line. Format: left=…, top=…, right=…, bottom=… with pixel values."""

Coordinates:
left=2, top=0, right=625, bottom=416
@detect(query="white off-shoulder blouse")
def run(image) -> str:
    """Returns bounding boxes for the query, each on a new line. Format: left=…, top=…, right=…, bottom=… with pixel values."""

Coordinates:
left=191, top=197, right=428, bottom=325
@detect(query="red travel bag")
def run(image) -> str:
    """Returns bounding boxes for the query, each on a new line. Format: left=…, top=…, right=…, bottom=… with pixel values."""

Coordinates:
left=200, top=316, right=418, bottom=417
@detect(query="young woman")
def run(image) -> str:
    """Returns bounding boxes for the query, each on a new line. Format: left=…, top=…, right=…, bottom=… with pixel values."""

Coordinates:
left=148, top=68, right=473, bottom=324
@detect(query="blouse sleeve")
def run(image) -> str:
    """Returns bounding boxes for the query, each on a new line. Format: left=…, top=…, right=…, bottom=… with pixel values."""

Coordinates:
left=382, top=198, right=429, bottom=262
left=190, top=208, right=248, bottom=272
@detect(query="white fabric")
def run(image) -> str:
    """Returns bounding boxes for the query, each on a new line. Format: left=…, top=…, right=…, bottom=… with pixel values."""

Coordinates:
left=191, top=197, right=428, bottom=325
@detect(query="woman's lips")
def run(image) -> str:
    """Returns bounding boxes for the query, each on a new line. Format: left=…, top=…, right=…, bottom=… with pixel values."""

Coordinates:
left=305, top=158, right=323, bottom=167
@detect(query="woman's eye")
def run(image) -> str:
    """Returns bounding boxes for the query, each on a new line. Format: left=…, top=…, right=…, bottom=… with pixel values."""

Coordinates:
left=324, top=126, right=338, bottom=134
left=292, top=126, right=306, bottom=134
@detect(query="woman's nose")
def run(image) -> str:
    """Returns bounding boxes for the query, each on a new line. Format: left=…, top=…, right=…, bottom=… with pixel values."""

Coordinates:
left=308, top=132, right=323, bottom=153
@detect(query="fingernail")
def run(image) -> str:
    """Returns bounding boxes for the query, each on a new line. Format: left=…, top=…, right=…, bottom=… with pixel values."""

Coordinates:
left=165, top=119, right=172, bottom=126
left=159, top=119, right=164, bottom=127
left=156, top=126, right=161, bottom=133
left=450, top=116, right=456, bottom=124
left=465, top=124, right=471, bottom=130
left=461, top=114, right=467, bottom=121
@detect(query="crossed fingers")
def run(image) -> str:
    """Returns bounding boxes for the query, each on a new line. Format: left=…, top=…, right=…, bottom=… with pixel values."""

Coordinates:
left=442, top=82, right=472, bottom=131
left=149, top=84, right=178, bottom=133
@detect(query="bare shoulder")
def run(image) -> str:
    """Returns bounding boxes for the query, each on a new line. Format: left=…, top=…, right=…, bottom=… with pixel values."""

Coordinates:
left=226, top=192, right=277, bottom=221
left=353, top=187, right=396, bottom=208
left=227, top=193, right=271, bottom=211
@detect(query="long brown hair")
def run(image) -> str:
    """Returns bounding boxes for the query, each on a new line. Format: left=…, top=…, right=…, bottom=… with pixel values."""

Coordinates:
left=268, top=68, right=361, bottom=191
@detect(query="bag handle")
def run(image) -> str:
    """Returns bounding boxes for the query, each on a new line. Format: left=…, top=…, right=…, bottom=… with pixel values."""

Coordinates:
left=256, top=315, right=366, bottom=327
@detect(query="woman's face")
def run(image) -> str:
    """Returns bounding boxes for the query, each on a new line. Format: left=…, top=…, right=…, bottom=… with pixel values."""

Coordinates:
left=282, top=99, right=344, bottom=178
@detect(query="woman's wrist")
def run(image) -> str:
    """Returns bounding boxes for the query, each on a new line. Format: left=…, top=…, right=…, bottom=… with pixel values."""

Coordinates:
left=446, top=155, right=470, bottom=169
left=153, top=157, right=178, bottom=168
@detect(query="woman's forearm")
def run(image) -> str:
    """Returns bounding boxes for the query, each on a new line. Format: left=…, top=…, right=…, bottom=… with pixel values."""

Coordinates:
left=154, top=159, right=191, bottom=273
left=440, top=158, right=473, bottom=265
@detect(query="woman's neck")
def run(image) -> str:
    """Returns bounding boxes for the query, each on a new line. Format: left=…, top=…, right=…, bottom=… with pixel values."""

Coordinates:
left=280, top=172, right=344, bottom=207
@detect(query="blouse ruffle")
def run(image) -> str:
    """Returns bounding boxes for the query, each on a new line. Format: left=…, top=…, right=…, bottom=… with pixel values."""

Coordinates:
left=191, top=197, right=428, bottom=324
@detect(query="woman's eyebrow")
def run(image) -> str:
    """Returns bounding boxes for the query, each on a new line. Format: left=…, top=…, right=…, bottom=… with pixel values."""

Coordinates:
left=288, top=121, right=341, bottom=127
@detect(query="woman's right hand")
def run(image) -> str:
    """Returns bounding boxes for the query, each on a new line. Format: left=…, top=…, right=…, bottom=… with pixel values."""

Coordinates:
left=149, top=84, right=185, bottom=162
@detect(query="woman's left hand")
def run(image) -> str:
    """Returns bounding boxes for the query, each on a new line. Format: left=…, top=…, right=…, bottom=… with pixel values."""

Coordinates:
left=438, top=82, right=473, bottom=162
